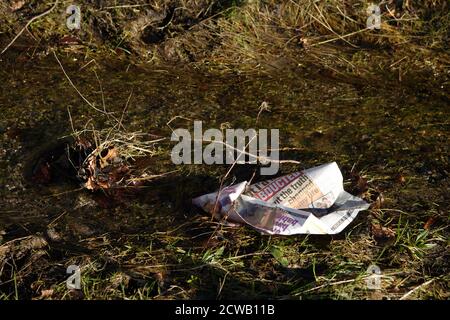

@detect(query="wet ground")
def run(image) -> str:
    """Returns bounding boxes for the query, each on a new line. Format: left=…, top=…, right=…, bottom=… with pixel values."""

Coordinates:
left=0, top=48, right=448, bottom=299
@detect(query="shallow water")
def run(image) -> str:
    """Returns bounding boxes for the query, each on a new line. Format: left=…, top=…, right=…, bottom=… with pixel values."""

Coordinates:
left=0, top=49, right=448, bottom=299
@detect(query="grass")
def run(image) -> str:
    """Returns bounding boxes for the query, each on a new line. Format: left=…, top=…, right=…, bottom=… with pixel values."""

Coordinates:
left=1, top=1, right=448, bottom=76
left=21, top=200, right=446, bottom=300
left=0, top=0, right=448, bottom=301
left=1, top=214, right=448, bottom=299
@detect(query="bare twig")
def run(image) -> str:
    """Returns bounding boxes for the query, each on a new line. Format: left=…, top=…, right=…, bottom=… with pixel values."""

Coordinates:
left=102, top=4, right=153, bottom=10
left=118, top=90, right=133, bottom=131
left=212, top=134, right=258, bottom=217
left=310, top=27, right=371, bottom=47
left=53, top=51, right=109, bottom=115
left=400, top=278, right=436, bottom=300
left=93, top=69, right=106, bottom=113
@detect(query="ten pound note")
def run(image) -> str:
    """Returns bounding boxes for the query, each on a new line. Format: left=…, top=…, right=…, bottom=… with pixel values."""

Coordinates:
left=193, top=162, right=370, bottom=235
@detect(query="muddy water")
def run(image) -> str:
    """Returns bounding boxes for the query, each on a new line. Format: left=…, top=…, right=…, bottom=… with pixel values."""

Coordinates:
left=0, top=50, right=448, bottom=298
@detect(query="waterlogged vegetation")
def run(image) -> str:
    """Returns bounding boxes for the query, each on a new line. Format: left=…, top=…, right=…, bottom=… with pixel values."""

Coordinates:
left=0, top=0, right=449, bottom=300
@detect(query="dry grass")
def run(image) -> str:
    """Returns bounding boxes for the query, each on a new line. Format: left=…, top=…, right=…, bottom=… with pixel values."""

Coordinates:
left=1, top=1, right=448, bottom=75
left=0, top=0, right=448, bottom=301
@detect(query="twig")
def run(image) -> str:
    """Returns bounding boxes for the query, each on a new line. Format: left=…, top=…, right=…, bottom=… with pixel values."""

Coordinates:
left=1, top=0, right=59, bottom=55
left=191, top=138, right=300, bottom=165
left=79, top=59, right=96, bottom=71
left=93, top=69, right=106, bottom=113
left=310, top=27, right=371, bottom=47
left=53, top=51, right=109, bottom=115
left=118, top=90, right=133, bottom=131
left=0, top=236, right=34, bottom=249
left=127, top=170, right=178, bottom=182
left=44, top=187, right=84, bottom=198
left=308, top=5, right=357, bottom=48
left=48, top=210, right=68, bottom=227
left=217, top=271, right=229, bottom=298
left=67, top=106, right=75, bottom=133
left=298, top=272, right=402, bottom=295
left=212, top=134, right=258, bottom=216
left=400, top=278, right=435, bottom=300
left=102, top=4, right=153, bottom=10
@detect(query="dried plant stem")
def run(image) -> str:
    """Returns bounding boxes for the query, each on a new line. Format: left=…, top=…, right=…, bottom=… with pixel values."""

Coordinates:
left=400, top=278, right=436, bottom=300
left=1, top=0, right=59, bottom=55
left=53, top=51, right=110, bottom=115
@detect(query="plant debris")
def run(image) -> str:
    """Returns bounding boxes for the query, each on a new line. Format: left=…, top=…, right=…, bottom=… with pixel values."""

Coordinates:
left=71, top=129, right=165, bottom=191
